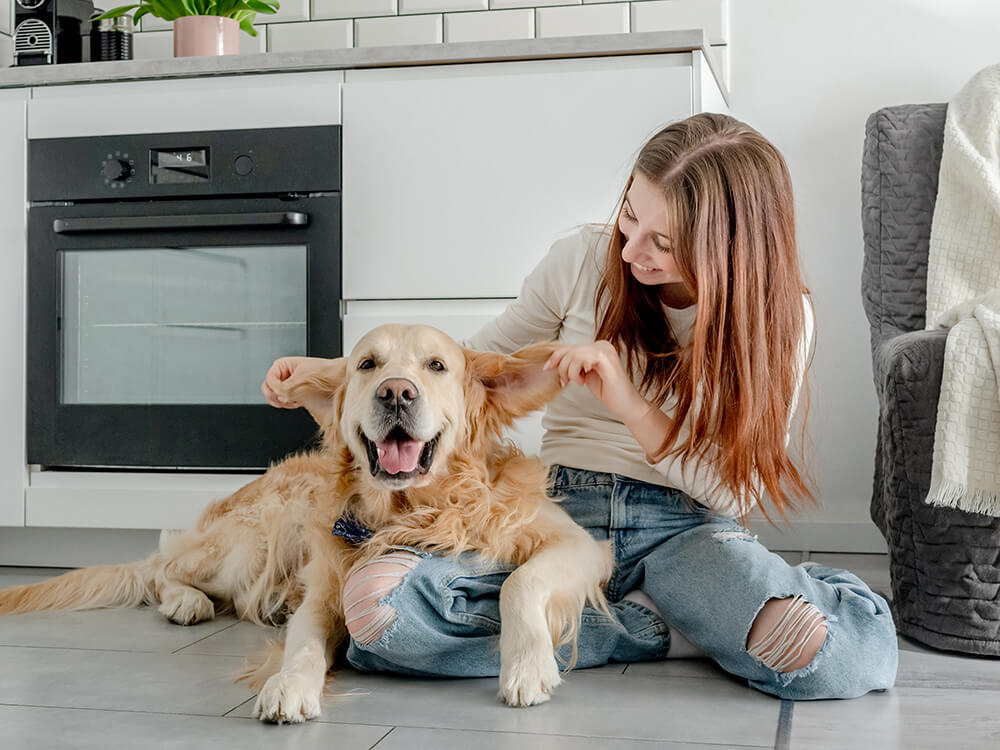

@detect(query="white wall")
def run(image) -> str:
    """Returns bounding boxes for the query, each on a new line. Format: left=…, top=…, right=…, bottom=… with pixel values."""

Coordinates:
left=730, top=1, right=1000, bottom=538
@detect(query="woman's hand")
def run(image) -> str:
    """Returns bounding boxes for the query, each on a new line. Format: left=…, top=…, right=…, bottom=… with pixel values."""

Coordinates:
left=261, top=356, right=333, bottom=409
left=544, top=341, right=650, bottom=424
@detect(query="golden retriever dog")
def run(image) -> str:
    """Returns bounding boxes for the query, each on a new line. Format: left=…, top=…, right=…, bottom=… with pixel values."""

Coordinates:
left=0, top=324, right=614, bottom=722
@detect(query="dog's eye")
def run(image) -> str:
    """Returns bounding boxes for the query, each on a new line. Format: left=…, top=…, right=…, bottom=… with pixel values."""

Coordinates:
left=427, top=359, right=447, bottom=372
left=358, top=358, right=376, bottom=370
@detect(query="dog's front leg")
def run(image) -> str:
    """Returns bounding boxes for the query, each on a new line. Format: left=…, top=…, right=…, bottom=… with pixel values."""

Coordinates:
left=254, top=563, right=345, bottom=724
left=498, top=505, right=614, bottom=707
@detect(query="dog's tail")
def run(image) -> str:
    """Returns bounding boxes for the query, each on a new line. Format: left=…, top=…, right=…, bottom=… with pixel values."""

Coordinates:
left=0, top=555, right=160, bottom=616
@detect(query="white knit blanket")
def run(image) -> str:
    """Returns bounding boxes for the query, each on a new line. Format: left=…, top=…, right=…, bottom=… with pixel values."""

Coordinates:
left=925, top=64, right=1000, bottom=517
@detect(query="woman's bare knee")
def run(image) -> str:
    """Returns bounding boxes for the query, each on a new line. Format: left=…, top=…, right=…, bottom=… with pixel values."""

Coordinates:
left=342, top=551, right=421, bottom=645
left=746, top=595, right=827, bottom=672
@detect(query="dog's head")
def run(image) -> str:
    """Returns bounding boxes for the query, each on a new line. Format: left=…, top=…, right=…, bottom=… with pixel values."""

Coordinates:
left=280, top=324, right=561, bottom=491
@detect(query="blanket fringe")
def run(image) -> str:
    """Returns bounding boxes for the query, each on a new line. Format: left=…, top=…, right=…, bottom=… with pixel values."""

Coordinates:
left=926, top=478, right=1000, bottom=517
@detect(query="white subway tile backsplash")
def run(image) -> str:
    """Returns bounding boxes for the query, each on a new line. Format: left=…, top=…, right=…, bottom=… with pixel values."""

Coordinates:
left=355, top=13, right=442, bottom=46
left=132, top=30, right=173, bottom=59
left=490, top=0, right=579, bottom=8
left=245, top=27, right=270, bottom=53
left=535, top=2, right=627, bottom=38
left=444, top=8, right=532, bottom=42
left=140, top=16, right=172, bottom=32
left=143, top=0, right=306, bottom=32
left=261, top=0, right=311, bottom=24
left=268, top=19, right=353, bottom=52
left=133, top=26, right=267, bottom=60
left=313, top=0, right=397, bottom=21
left=401, top=0, right=486, bottom=14
left=630, top=0, right=728, bottom=45
left=12, top=1, right=726, bottom=77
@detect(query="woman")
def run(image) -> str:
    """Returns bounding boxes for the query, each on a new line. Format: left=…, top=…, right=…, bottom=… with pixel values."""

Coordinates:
left=262, top=113, right=898, bottom=700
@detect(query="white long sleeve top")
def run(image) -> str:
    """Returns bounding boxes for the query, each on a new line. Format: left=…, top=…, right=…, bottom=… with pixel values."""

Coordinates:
left=465, top=224, right=814, bottom=516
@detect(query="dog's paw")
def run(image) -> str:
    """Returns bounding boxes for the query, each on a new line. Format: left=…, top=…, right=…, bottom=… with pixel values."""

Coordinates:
left=498, top=647, right=562, bottom=707
left=158, top=588, right=214, bottom=625
left=253, top=671, right=323, bottom=724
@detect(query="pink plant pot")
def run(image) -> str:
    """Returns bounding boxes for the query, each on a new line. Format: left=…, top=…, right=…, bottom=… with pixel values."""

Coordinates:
left=173, top=16, right=240, bottom=58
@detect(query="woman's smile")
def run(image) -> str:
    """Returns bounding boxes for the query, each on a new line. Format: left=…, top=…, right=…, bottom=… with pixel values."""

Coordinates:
left=632, top=262, right=661, bottom=273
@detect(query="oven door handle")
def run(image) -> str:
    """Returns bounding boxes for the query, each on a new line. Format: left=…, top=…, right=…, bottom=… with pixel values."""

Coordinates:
left=52, top=211, right=310, bottom=234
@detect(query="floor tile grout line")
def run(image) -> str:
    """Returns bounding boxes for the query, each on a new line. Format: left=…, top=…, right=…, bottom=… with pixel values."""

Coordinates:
left=774, top=699, right=793, bottom=750
left=0, top=700, right=775, bottom=746
left=222, top=696, right=257, bottom=717
left=0, top=642, right=247, bottom=658
left=0, top=643, right=160, bottom=654
left=321, top=720, right=774, bottom=747
left=368, top=726, right=396, bottom=748
left=171, top=620, right=242, bottom=654
left=0, top=701, right=251, bottom=719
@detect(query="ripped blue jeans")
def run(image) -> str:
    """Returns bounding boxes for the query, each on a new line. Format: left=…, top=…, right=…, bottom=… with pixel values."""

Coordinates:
left=346, top=466, right=898, bottom=700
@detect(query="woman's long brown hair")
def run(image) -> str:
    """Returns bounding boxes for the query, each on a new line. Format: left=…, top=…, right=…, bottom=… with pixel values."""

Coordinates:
left=595, top=113, right=812, bottom=522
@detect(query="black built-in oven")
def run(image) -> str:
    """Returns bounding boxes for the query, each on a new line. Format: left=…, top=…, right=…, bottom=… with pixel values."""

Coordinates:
left=27, top=126, right=342, bottom=470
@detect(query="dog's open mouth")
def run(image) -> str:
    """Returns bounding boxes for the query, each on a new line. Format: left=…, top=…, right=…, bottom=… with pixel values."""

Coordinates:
left=361, top=426, right=440, bottom=478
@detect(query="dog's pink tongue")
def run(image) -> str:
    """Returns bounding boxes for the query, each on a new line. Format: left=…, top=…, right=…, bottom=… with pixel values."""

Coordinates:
left=376, top=439, right=423, bottom=475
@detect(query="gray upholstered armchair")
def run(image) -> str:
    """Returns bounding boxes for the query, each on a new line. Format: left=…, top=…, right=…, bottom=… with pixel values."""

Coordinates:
left=862, top=104, right=1000, bottom=656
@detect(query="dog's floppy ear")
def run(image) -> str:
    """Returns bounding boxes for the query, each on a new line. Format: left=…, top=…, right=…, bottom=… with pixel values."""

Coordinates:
left=465, top=342, right=563, bottom=435
left=278, top=359, right=348, bottom=435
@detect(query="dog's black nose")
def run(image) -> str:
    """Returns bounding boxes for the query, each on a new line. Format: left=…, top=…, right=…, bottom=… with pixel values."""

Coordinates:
left=377, top=378, right=420, bottom=408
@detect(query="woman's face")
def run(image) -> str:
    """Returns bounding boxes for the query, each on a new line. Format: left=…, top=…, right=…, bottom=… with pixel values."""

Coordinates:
left=618, top=172, right=694, bottom=306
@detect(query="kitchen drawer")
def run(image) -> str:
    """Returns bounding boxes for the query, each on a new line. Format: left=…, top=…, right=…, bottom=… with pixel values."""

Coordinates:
left=28, top=71, right=344, bottom=139
left=343, top=298, right=513, bottom=351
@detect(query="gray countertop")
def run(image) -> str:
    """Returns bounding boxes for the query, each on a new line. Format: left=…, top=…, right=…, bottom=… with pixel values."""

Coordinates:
left=0, top=30, right=723, bottom=96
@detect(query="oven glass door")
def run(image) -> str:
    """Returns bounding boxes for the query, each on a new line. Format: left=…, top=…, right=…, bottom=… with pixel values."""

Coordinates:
left=61, top=244, right=307, bottom=405
left=28, top=195, right=341, bottom=469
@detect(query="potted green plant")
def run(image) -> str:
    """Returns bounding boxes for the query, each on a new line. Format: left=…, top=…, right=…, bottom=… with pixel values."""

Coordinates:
left=93, top=0, right=279, bottom=57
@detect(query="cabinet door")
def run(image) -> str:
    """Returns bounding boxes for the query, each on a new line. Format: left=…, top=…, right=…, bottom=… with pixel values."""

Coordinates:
left=0, top=89, right=27, bottom=526
left=342, top=54, right=694, bottom=300
left=344, top=300, right=543, bottom=455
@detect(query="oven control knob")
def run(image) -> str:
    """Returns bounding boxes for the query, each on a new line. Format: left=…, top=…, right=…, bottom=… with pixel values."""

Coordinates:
left=233, top=154, right=255, bottom=176
left=102, top=159, right=131, bottom=182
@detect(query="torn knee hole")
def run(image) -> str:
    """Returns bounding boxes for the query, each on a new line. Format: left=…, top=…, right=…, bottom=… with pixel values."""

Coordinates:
left=343, top=551, right=421, bottom=645
left=746, top=595, right=827, bottom=673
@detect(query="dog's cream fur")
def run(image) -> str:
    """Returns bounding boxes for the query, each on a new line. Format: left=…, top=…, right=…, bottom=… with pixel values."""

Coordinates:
left=0, top=324, right=614, bottom=722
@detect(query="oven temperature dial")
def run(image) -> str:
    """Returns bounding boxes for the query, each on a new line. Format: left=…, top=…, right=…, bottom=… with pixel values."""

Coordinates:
left=101, top=152, right=135, bottom=189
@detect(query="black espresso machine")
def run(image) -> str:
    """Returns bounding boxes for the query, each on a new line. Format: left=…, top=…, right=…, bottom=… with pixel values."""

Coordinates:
left=13, top=0, right=95, bottom=66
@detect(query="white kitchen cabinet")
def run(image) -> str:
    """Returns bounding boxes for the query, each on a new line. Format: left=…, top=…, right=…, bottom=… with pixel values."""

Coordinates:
left=0, top=90, right=28, bottom=526
left=342, top=52, right=721, bottom=300
left=7, top=45, right=725, bottom=557
left=28, top=71, right=344, bottom=138
left=0, top=89, right=27, bottom=527
left=24, top=471, right=251, bottom=530
left=344, top=299, right=543, bottom=455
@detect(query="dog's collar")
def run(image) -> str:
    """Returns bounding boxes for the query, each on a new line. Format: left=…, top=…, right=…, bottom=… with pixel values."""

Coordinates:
left=331, top=515, right=373, bottom=545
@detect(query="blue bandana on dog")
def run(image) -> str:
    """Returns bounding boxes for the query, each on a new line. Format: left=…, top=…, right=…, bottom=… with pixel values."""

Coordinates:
left=331, top=515, right=373, bottom=545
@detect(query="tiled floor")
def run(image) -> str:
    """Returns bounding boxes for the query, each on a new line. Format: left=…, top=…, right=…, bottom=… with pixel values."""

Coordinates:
left=0, top=554, right=997, bottom=749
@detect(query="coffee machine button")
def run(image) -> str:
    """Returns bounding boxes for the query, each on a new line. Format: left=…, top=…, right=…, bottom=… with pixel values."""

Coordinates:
left=234, top=154, right=255, bottom=176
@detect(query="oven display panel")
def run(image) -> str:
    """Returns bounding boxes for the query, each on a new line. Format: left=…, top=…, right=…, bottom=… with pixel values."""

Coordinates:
left=150, top=148, right=211, bottom=184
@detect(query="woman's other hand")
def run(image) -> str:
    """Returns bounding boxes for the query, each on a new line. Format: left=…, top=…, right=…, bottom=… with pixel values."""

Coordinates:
left=544, top=341, right=649, bottom=423
left=261, top=356, right=332, bottom=408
